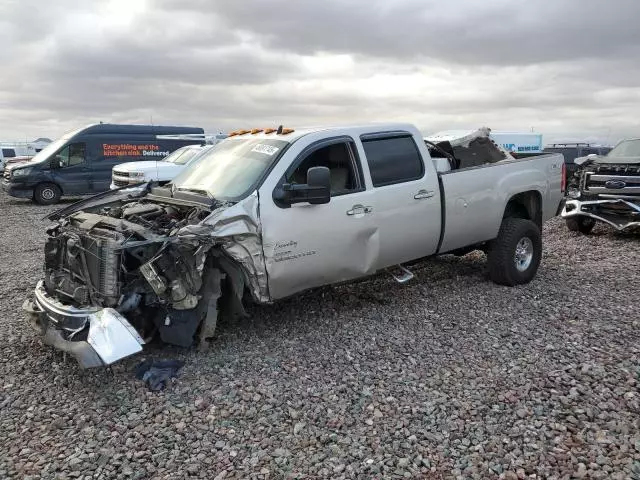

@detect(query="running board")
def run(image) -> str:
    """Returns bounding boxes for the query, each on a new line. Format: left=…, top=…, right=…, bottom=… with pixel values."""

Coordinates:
left=386, top=264, right=414, bottom=284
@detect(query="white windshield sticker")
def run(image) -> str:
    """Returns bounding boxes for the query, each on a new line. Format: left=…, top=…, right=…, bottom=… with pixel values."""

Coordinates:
left=251, top=144, right=280, bottom=156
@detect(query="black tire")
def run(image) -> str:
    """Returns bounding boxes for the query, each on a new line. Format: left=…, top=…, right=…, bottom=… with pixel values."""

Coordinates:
left=488, top=218, right=542, bottom=286
left=565, top=217, right=595, bottom=235
left=34, top=183, right=62, bottom=205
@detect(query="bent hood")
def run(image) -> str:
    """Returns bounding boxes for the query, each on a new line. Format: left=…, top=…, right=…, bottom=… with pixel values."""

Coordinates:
left=46, top=184, right=151, bottom=221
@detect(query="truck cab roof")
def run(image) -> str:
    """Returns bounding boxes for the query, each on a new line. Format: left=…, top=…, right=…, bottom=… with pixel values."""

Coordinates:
left=227, top=123, right=420, bottom=144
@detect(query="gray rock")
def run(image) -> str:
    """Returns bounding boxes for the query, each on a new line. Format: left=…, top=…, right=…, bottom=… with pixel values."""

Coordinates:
left=1, top=205, right=639, bottom=480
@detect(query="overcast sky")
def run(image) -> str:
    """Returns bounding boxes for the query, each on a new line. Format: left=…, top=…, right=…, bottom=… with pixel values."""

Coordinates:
left=1, top=0, right=640, bottom=144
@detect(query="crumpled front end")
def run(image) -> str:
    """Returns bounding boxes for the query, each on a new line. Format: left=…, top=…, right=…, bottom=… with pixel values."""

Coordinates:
left=562, top=162, right=640, bottom=231
left=24, top=282, right=145, bottom=368
left=24, top=192, right=267, bottom=367
left=562, top=198, right=640, bottom=231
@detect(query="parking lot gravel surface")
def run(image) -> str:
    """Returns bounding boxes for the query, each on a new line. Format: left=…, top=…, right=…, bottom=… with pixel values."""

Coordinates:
left=1, top=193, right=639, bottom=480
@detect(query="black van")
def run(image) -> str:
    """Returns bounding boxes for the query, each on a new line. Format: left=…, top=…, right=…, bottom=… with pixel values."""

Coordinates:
left=2, top=123, right=204, bottom=204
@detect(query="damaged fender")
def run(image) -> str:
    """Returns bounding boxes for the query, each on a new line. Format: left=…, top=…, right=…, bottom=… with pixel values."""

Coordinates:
left=183, top=192, right=270, bottom=303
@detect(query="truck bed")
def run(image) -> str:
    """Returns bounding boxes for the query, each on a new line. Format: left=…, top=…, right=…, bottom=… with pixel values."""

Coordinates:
left=437, top=153, right=564, bottom=253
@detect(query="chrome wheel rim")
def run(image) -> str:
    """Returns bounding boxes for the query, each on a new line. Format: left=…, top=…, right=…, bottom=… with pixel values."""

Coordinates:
left=514, top=237, right=534, bottom=272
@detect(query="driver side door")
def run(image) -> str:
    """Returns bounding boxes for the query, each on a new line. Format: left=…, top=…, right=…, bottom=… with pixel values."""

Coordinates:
left=259, top=137, right=378, bottom=300
left=51, top=142, right=91, bottom=194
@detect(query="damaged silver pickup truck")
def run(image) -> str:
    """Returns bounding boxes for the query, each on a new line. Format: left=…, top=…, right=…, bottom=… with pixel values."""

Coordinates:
left=24, top=124, right=565, bottom=368
left=562, top=137, right=640, bottom=233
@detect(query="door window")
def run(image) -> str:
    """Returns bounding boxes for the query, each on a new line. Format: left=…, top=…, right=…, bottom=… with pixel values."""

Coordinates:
left=286, top=141, right=363, bottom=197
left=361, top=135, right=424, bottom=187
left=57, top=143, right=86, bottom=168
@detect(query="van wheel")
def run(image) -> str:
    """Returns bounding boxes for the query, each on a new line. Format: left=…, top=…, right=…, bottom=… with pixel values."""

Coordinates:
left=34, top=183, right=61, bottom=205
left=566, top=217, right=595, bottom=234
left=487, top=218, right=542, bottom=286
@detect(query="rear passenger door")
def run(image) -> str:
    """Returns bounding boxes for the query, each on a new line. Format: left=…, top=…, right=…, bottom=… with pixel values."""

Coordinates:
left=359, top=132, right=442, bottom=269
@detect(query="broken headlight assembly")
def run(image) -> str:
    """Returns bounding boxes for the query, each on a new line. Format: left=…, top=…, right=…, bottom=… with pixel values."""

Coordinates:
left=566, top=187, right=581, bottom=199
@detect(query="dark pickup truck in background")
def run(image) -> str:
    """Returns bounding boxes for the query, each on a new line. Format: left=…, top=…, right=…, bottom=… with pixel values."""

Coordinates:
left=544, top=143, right=612, bottom=180
left=562, top=138, right=640, bottom=233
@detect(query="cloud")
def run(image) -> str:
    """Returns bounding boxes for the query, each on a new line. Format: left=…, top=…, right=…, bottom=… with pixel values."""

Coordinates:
left=0, top=0, right=639, bottom=145
left=164, top=0, right=640, bottom=65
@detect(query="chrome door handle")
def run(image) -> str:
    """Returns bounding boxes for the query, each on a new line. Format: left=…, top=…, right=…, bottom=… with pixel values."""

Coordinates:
left=414, top=190, right=435, bottom=199
left=347, top=205, right=373, bottom=216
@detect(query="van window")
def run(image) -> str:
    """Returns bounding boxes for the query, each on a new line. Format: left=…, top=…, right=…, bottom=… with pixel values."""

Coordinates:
left=58, top=143, right=86, bottom=168
left=362, top=135, right=424, bottom=187
left=2, top=148, right=16, bottom=158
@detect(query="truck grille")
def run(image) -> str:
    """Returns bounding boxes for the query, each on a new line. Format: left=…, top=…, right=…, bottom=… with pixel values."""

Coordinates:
left=112, top=170, right=131, bottom=188
left=584, top=164, right=640, bottom=197
left=44, top=229, right=124, bottom=307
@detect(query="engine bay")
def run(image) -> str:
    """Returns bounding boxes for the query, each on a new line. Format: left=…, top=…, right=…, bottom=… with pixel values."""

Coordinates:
left=42, top=199, right=226, bottom=347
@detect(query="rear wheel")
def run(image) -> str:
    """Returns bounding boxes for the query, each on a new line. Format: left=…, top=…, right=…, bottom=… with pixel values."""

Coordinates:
left=488, top=218, right=542, bottom=286
left=566, top=216, right=595, bottom=234
left=33, top=183, right=61, bottom=205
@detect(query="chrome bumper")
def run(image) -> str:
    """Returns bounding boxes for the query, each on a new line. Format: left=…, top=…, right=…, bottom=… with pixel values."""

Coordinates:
left=24, top=281, right=145, bottom=368
left=562, top=198, right=640, bottom=231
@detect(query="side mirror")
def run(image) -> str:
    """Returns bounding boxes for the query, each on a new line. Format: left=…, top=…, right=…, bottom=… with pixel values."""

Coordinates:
left=304, top=166, right=331, bottom=204
left=274, top=166, right=331, bottom=206
left=50, top=157, right=60, bottom=169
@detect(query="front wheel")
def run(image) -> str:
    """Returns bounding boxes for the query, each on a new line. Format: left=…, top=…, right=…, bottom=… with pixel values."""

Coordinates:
left=566, top=216, right=595, bottom=234
left=33, top=183, right=62, bottom=205
left=487, top=218, right=542, bottom=286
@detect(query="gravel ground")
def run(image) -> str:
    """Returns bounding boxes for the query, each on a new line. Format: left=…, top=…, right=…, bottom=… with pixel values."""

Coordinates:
left=1, top=193, right=639, bottom=480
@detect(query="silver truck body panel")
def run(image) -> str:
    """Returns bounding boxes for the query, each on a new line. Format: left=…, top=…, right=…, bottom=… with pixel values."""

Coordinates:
left=439, top=154, right=564, bottom=252
left=259, top=128, right=380, bottom=299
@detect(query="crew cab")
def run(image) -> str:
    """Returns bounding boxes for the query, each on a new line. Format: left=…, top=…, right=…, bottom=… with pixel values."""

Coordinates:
left=562, top=137, right=640, bottom=233
left=23, top=124, right=565, bottom=368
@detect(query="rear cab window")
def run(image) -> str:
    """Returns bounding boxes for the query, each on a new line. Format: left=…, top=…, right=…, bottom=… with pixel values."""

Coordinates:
left=360, top=134, right=424, bottom=187
left=2, top=148, right=16, bottom=158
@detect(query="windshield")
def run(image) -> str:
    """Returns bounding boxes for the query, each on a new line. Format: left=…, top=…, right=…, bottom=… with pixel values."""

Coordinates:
left=163, top=147, right=200, bottom=165
left=608, top=139, right=640, bottom=157
left=171, top=138, right=289, bottom=200
left=27, top=125, right=87, bottom=164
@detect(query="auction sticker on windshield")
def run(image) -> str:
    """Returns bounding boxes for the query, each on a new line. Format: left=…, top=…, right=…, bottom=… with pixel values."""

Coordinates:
left=251, top=144, right=280, bottom=156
